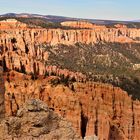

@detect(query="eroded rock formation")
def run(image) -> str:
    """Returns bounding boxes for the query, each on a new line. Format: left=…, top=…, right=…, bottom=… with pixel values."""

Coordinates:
left=0, top=99, right=80, bottom=140
left=1, top=19, right=140, bottom=140
left=4, top=71, right=140, bottom=140
left=1, top=20, right=140, bottom=77
left=0, top=19, right=140, bottom=47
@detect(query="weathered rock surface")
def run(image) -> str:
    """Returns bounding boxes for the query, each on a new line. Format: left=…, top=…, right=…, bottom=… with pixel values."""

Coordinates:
left=4, top=71, right=140, bottom=140
left=0, top=99, right=80, bottom=140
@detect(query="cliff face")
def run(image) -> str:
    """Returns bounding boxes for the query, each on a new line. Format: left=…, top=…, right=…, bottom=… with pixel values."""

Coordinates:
left=4, top=71, right=140, bottom=140
left=0, top=26, right=140, bottom=47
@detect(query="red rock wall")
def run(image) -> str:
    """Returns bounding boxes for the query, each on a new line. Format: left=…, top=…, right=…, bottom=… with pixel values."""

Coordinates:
left=4, top=72, right=140, bottom=140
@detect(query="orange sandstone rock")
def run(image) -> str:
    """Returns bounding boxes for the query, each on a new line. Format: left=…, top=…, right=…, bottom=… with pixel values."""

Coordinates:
left=4, top=72, right=140, bottom=140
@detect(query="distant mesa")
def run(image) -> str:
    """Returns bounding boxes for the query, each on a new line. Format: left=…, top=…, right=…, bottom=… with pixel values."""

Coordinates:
left=61, top=21, right=94, bottom=29
left=61, top=20, right=106, bottom=29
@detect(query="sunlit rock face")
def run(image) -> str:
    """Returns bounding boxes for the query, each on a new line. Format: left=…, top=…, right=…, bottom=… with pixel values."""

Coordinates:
left=0, top=19, right=140, bottom=47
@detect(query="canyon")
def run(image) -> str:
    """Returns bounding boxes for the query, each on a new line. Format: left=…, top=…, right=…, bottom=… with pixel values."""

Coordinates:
left=0, top=18, right=140, bottom=139
left=4, top=71, right=140, bottom=140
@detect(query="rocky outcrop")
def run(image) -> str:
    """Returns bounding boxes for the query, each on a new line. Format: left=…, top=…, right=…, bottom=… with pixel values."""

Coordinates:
left=4, top=71, right=140, bottom=140
left=0, top=99, right=80, bottom=140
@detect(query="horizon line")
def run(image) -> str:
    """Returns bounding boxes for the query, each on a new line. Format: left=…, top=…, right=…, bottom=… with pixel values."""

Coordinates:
left=0, top=12, right=139, bottom=22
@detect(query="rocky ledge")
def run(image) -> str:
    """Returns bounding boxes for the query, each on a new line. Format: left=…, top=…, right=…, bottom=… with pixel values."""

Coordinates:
left=0, top=99, right=80, bottom=140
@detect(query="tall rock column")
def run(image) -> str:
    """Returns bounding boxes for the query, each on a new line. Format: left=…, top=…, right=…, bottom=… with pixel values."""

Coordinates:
left=0, top=66, right=5, bottom=119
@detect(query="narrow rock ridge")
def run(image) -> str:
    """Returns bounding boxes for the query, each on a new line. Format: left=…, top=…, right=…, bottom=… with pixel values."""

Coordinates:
left=4, top=72, right=140, bottom=140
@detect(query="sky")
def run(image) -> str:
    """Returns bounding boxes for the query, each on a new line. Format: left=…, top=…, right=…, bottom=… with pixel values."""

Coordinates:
left=0, top=0, right=140, bottom=21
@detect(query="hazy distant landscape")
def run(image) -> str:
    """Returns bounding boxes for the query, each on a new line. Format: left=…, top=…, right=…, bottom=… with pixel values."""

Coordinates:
left=1, top=12, right=140, bottom=25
